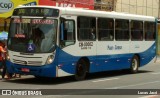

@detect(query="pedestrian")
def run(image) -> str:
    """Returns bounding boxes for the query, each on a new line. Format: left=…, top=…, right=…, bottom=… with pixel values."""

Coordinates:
left=0, top=41, right=7, bottom=80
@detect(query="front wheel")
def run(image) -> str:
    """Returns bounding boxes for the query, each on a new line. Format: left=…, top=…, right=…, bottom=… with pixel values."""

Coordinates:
left=130, top=55, right=139, bottom=73
left=75, top=59, right=87, bottom=81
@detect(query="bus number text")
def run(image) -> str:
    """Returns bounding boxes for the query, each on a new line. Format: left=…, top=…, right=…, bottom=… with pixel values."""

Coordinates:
left=79, top=42, right=93, bottom=50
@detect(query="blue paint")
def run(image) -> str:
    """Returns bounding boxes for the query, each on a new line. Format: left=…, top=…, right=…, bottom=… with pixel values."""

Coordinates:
left=6, top=43, right=156, bottom=77
left=27, top=40, right=36, bottom=53
left=6, top=60, right=57, bottom=77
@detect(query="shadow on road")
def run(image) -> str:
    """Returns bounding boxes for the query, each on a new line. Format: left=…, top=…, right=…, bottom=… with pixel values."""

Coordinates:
left=86, top=70, right=153, bottom=80
left=4, top=70, right=153, bottom=85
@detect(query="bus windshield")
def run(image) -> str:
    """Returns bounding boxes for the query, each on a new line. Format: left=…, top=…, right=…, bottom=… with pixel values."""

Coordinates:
left=8, top=18, right=58, bottom=53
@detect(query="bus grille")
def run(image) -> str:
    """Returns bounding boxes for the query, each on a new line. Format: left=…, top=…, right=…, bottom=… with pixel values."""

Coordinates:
left=13, top=59, right=43, bottom=66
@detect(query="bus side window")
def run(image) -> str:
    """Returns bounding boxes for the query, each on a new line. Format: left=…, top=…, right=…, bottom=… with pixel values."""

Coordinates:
left=60, top=19, right=75, bottom=48
left=77, top=16, right=96, bottom=41
left=131, top=21, right=143, bottom=41
left=145, top=22, right=155, bottom=41
left=115, top=19, right=129, bottom=41
left=98, top=18, right=114, bottom=41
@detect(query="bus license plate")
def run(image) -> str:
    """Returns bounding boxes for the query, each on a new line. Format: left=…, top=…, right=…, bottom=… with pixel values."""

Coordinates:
left=21, top=68, right=30, bottom=72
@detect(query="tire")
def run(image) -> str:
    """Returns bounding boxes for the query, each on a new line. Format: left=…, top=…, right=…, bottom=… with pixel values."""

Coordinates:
left=130, top=55, right=139, bottom=73
left=75, top=59, right=87, bottom=81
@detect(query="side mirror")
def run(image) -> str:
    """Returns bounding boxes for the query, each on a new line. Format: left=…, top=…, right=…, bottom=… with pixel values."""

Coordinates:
left=60, top=17, right=66, bottom=40
left=60, top=22, right=64, bottom=40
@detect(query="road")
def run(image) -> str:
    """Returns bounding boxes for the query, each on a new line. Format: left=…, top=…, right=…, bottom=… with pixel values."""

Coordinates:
left=0, top=60, right=160, bottom=98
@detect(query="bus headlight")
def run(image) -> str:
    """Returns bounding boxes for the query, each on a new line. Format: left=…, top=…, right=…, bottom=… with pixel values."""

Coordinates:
left=46, top=55, right=54, bottom=64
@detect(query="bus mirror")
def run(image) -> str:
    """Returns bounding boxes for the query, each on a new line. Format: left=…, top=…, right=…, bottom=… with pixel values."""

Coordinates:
left=60, top=22, right=64, bottom=40
left=60, top=17, right=66, bottom=41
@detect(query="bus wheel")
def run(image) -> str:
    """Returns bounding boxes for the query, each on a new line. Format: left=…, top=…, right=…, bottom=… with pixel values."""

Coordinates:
left=75, top=59, right=87, bottom=81
left=130, top=55, right=139, bottom=73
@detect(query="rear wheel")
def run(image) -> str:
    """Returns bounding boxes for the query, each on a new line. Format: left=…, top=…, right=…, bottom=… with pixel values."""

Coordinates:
left=75, top=59, right=87, bottom=81
left=130, top=55, right=139, bottom=73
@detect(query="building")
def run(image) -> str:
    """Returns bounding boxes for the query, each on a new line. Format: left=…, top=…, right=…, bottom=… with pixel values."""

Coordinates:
left=116, top=0, right=159, bottom=17
left=39, top=0, right=94, bottom=9
left=94, top=0, right=159, bottom=17
left=0, top=0, right=38, bottom=31
left=94, top=0, right=116, bottom=11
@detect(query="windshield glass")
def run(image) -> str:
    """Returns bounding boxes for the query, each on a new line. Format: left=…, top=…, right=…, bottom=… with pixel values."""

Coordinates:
left=8, top=18, right=57, bottom=53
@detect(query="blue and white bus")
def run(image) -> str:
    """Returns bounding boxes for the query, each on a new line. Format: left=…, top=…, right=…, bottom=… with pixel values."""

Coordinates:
left=6, top=6, right=157, bottom=80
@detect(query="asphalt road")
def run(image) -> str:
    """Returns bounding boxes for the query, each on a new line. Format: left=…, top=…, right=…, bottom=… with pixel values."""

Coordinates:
left=0, top=59, right=160, bottom=98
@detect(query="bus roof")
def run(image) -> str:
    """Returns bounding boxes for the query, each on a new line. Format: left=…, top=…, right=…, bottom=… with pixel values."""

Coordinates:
left=15, top=6, right=155, bottom=22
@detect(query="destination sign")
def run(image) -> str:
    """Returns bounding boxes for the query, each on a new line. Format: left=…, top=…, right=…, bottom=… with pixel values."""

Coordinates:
left=13, top=8, right=59, bottom=17
left=13, top=18, right=54, bottom=24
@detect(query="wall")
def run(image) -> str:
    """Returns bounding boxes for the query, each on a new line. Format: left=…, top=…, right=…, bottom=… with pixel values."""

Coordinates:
left=115, top=0, right=159, bottom=17
left=39, top=0, right=94, bottom=10
left=94, top=0, right=116, bottom=11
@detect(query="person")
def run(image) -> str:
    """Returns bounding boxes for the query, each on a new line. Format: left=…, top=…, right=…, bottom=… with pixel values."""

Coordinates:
left=91, top=28, right=96, bottom=40
left=0, top=41, right=21, bottom=79
left=0, top=41, right=7, bottom=80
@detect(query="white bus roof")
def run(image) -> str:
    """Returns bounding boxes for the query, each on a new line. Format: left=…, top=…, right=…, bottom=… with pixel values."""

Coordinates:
left=15, top=6, right=155, bottom=22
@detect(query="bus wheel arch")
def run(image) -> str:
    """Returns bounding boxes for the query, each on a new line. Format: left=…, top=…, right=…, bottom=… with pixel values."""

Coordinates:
left=75, top=57, right=90, bottom=81
left=130, top=54, right=140, bottom=73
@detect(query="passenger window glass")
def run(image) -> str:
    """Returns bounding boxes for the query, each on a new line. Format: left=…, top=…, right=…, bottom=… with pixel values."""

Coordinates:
left=131, top=21, right=143, bottom=41
left=115, top=19, right=129, bottom=41
left=77, top=16, right=96, bottom=41
left=98, top=18, right=114, bottom=41
left=145, top=22, right=155, bottom=41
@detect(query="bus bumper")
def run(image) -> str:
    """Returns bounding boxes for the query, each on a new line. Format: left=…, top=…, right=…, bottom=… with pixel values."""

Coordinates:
left=6, top=60, right=57, bottom=78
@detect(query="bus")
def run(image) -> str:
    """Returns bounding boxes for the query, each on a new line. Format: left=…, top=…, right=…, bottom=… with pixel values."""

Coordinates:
left=6, top=6, right=157, bottom=80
